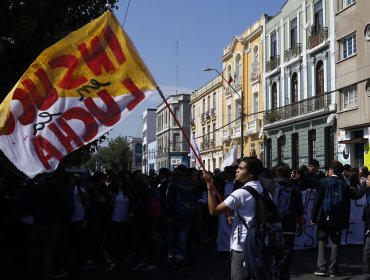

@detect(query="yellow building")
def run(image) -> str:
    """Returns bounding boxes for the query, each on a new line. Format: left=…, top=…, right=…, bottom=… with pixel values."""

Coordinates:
left=220, top=15, right=267, bottom=161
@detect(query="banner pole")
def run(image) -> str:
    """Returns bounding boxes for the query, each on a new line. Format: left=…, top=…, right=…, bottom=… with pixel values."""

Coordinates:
left=156, top=87, right=222, bottom=201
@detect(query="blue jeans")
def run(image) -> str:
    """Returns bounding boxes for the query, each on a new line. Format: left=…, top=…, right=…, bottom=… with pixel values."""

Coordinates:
left=167, top=219, right=191, bottom=260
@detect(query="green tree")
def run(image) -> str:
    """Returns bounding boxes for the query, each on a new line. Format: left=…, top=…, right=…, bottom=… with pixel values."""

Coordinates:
left=85, top=136, right=132, bottom=173
left=0, top=0, right=118, bottom=98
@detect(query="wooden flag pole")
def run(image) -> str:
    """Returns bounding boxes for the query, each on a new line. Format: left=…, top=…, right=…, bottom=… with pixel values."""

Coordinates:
left=156, top=87, right=222, bottom=202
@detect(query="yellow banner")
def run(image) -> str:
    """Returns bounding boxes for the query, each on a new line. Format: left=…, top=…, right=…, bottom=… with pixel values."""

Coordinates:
left=0, top=10, right=157, bottom=135
left=0, top=11, right=157, bottom=177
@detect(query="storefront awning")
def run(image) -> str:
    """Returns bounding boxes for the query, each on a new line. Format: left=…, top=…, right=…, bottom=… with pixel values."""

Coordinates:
left=338, top=138, right=368, bottom=144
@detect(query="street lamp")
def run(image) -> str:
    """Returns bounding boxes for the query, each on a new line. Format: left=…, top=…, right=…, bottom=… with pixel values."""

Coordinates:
left=203, top=68, right=244, bottom=158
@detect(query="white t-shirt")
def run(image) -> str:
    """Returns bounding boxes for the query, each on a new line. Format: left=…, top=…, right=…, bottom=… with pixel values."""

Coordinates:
left=112, top=191, right=130, bottom=222
left=71, top=186, right=85, bottom=222
left=217, top=179, right=236, bottom=252
left=223, top=180, right=263, bottom=252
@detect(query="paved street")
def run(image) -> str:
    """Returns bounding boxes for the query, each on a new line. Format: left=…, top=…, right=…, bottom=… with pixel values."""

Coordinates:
left=67, top=243, right=364, bottom=280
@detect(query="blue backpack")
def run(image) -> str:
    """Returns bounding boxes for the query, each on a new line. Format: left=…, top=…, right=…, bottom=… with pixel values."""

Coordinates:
left=174, top=182, right=196, bottom=219
left=273, top=182, right=295, bottom=229
left=322, top=177, right=345, bottom=220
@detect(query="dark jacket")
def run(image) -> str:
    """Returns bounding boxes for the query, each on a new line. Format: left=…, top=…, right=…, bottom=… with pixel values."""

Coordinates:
left=300, top=171, right=326, bottom=190
left=311, top=176, right=365, bottom=229
left=362, top=189, right=370, bottom=232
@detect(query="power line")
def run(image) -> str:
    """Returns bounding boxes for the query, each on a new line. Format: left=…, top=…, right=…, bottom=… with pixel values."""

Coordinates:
left=193, top=73, right=370, bottom=140
left=122, top=0, right=131, bottom=26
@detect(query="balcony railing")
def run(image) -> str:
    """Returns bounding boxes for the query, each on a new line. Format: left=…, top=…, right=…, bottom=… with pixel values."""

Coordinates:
left=209, top=139, right=215, bottom=148
left=222, top=127, right=232, bottom=140
left=251, top=63, right=259, bottom=83
left=246, top=119, right=261, bottom=135
left=308, top=27, right=328, bottom=49
left=263, top=93, right=331, bottom=125
left=234, top=78, right=242, bottom=92
left=200, top=142, right=204, bottom=150
left=233, top=125, right=241, bottom=138
left=266, top=55, right=280, bottom=72
left=251, top=70, right=259, bottom=83
left=201, top=113, right=205, bottom=123
left=205, top=110, right=211, bottom=120
left=210, top=108, right=216, bottom=119
left=284, top=43, right=302, bottom=62
left=190, top=118, right=196, bottom=126
left=171, top=146, right=181, bottom=152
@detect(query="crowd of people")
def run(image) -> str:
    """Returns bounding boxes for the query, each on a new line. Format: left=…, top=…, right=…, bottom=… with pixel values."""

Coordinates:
left=0, top=158, right=369, bottom=280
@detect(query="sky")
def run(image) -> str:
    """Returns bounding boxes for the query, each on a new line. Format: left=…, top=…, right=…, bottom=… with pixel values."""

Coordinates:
left=109, top=0, right=286, bottom=139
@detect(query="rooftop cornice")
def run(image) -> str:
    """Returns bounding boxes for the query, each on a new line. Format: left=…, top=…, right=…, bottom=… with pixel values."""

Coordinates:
left=240, top=25, right=263, bottom=45
left=221, top=35, right=242, bottom=61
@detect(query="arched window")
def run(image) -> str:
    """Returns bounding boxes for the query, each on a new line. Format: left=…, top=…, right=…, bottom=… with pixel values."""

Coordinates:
left=235, top=54, right=241, bottom=82
left=316, top=61, right=324, bottom=96
left=227, top=65, right=232, bottom=83
left=251, top=45, right=259, bottom=81
left=271, top=82, right=278, bottom=109
left=291, top=73, right=298, bottom=103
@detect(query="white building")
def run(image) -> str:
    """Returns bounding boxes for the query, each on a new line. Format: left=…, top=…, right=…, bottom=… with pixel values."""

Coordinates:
left=156, top=94, right=191, bottom=171
left=147, top=140, right=157, bottom=172
left=127, top=136, right=143, bottom=172
left=142, top=109, right=157, bottom=173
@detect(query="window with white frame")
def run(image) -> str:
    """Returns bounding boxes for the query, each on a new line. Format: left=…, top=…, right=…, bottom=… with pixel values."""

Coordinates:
left=235, top=54, right=241, bottom=83
left=290, top=18, right=298, bottom=47
left=227, top=105, right=232, bottom=125
left=235, top=100, right=241, bottom=125
left=343, top=0, right=355, bottom=9
left=270, top=32, right=277, bottom=58
left=253, top=92, right=259, bottom=120
left=340, top=33, right=356, bottom=59
left=342, top=85, right=357, bottom=109
left=314, top=0, right=323, bottom=33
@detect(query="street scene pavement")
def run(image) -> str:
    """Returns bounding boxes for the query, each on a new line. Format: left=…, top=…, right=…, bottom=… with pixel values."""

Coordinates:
left=68, top=243, right=364, bottom=280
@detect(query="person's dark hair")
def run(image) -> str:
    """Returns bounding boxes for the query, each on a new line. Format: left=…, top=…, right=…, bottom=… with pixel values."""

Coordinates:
left=309, top=159, right=320, bottom=168
left=343, top=164, right=351, bottom=172
left=174, top=165, right=188, bottom=177
left=275, top=163, right=291, bottom=178
left=92, top=171, right=106, bottom=186
left=330, top=160, right=344, bottom=176
left=361, top=166, right=369, bottom=177
left=240, top=157, right=264, bottom=180
left=159, top=168, right=170, bottom=178
left=224, top=165, right=237, bottom=177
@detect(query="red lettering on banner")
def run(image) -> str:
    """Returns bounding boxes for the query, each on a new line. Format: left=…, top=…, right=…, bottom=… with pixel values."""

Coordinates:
left=48, top=55, right=87, bottom=89
left=1, top=113, right=15, bottom=135
left=84, top=90, right=121, bottom=127
left=48, top=119, right=84, bottom=153
left=104, top=26, right=126, bottom=65
left=61, top=107, right=98, bottom=142
left=122, top=78, right=145, bottom=111
left=21, top=78, right=44, bottom=108
left=34, top=68, right=59, bottom=110
left=78, top=37, right=115, bottom=76
left=33, top=135, right=64, bottom=170
left=12, top=88, right=36, bottom=126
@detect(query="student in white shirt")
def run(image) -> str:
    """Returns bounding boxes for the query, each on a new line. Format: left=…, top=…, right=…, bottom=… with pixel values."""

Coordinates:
left=203, top=157, right=264, bottom=280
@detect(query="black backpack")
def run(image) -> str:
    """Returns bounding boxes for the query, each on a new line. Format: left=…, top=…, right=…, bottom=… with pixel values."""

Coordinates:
left=238, top=186, right=284, bottom=251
